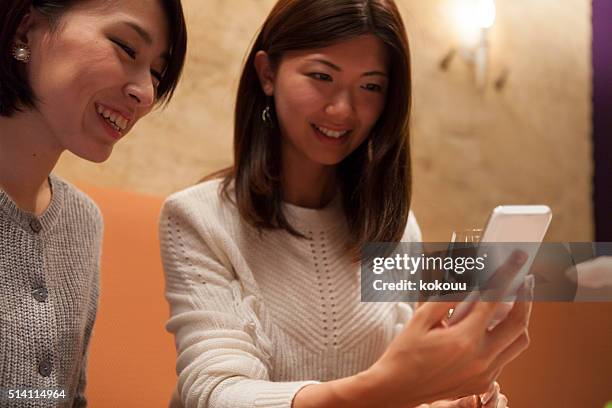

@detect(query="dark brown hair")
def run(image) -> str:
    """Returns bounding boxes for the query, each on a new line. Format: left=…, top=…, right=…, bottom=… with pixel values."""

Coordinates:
left=0, top=0, right=187, bottom=116
left=218, top=0, right=413, bottom=252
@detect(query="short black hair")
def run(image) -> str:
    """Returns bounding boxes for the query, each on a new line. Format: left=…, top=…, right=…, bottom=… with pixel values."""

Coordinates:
left=0, top=0, right=187, bottom=117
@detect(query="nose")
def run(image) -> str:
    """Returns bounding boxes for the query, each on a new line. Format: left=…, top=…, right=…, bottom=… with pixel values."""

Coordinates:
left=325, top=90, right=355, bottom=122
left=124, top=73, right=155, bottom=108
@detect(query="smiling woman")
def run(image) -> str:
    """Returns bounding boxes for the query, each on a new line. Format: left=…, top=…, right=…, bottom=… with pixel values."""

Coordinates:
left=0, top=0, right=186, bottom=161
left=223, top=0, right=414, bottom=249
left=0, top=0, right=186, bottom=406
left=158, top=1, right=531, bottom=408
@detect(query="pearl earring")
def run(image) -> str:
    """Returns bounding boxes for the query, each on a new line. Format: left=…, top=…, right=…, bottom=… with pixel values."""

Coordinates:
left=12, top=43, right=31, bottom=63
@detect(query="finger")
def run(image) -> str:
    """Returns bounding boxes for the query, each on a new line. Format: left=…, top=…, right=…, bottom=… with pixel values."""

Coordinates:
left=426, top=401, right=448, bottom=408
left=482, top=250, right=529, bottom=294
left=480, top=381, right=497, bottom=403
left=424, top=401, right=450, bottom=408
left=462, top=251, right=528, bottom=332
left=483, top=396, right=498, bottom=408
left=446, top=291, right=480, bottom=326
left=455, top=395, right=480, bottom=408
left=489, top=367, right=503, bottom=384
left=481, top=381, right=500, bottom=405
left=413, top=301, right=460, bottom=329
left=488, top=328, right=530, bottom=373
left=486, top=276, right=534, bottom=354
left=483, top=390, right=499, bottom=408
left=428, top=396, right=479, bottom=408
left=496, top=394, right=508, bottom=408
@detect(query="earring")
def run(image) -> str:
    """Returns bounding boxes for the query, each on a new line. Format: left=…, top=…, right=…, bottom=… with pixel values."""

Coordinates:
left=261, top=105, right=271, bottom=124
left=12, top=43, right=31, bottom=63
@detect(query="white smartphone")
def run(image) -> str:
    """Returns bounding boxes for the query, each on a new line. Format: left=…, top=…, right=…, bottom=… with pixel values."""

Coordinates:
left=480, top=205, right=552, bottom=243
left=447, top=205, right=552, bottom=327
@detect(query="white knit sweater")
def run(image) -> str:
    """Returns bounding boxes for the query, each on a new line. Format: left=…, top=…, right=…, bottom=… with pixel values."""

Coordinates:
left=159, top=179, right=422, bottom=408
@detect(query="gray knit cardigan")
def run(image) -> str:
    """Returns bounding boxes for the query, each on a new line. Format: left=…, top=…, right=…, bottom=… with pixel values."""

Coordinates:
left=0, top=175, right=102, bottom=407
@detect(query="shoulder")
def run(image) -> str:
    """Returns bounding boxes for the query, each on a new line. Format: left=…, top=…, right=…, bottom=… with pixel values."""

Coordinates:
left=161, top=178, right=231, bottom=222
left=159, top=177, right=240, bottom=242
left=402, top=210, right=422, bottom=242
left=52, top=175, right=103, bottom=233
left=159, top=178, right=245, bottom=282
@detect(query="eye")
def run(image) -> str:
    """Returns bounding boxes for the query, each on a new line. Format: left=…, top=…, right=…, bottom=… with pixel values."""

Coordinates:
left=362, top=83, right=384, bottom=93
left=151, top=70, right=162, bottom=87
left=111, top=39, right=137, bottom=59
left=308, top=72, right=332, bottom=82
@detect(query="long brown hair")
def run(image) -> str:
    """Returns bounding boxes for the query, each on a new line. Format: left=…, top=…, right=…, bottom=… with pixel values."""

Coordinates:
left=215, top=0, right=413, bottom=252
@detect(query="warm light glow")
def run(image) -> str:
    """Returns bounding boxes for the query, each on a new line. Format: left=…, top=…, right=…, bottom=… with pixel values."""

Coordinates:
left=475, top=0, right=496, bottom=29
left=449, top=0, right=497, bottom=47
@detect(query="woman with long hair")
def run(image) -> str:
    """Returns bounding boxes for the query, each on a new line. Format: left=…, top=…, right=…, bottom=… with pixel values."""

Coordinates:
left=0, top=0, right=186, bottom=405
left=159, top=1, right=531, bottom=407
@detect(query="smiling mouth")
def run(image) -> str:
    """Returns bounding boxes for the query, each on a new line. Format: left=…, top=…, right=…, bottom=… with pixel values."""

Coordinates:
left=96, top=104, right=129, bottom=133
left=311, top=124, right=352, bottom=139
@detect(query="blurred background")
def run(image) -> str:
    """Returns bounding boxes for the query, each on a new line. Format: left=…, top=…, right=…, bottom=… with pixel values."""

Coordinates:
left=63, top=0, right=610, bottom=406
left=55, top=0, right=611, bottom=242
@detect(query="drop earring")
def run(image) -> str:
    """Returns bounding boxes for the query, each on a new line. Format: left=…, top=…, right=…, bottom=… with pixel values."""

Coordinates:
left=262, top=103, right=276, bottom=128
left=261, top=106, right=271, bottom=124
left=12, top=43, right=31, bottom=63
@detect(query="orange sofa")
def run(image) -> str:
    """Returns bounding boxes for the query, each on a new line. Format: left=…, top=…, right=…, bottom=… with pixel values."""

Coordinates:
left=81, top=185, right=176, bottom=407
left=81, top=185, right=612, bottom=408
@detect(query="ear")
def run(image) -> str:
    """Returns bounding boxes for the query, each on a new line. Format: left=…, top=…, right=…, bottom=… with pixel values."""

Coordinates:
left=254, top=50, right=275, bottom=96
left=14, top=7, right=46, bottom=45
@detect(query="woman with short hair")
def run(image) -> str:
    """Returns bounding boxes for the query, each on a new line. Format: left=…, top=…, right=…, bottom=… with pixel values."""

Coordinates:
left=0, top=1, right=186, bottom=406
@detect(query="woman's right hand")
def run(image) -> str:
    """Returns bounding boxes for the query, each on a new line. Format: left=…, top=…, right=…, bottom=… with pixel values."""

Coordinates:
left=367, top=250, right=534, bottom=408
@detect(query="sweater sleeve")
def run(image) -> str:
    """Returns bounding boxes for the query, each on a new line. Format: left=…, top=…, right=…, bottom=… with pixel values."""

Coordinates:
left=393, top=211, right=424, bottom=336
left=159, top=195, right=318, bottom=408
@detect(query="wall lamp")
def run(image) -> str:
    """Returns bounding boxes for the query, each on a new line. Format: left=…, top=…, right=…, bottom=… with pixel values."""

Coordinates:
left=440, top=0, right=509, bottom=91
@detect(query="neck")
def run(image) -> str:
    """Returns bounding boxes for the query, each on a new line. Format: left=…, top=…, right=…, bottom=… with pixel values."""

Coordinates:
left=0, top=111, right=63, bottom=214
left=281, top=145, right=338, bottom=209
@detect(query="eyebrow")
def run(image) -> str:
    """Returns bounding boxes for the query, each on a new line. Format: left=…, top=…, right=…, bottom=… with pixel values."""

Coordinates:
left=125, top=21, right=152, bottom=44
left=306, top=58, right=388, bottom=78
left=123, top=21, right=170, bottom=62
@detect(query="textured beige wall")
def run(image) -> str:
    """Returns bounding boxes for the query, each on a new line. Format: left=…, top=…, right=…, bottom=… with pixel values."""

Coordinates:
left=55, top=0, right=593, bottom=241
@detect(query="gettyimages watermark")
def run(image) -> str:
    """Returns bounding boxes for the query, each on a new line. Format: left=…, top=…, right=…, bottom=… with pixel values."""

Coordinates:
left=360, top=242, right=612, bottom=302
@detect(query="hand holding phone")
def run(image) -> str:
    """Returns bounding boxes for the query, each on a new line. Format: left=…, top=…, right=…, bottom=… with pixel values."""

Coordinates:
left=448, top=205, right=552, bottom=327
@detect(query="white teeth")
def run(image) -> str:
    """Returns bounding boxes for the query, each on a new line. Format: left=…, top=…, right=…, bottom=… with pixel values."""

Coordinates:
left=97, top=105, right=128, bottom=131
left=314, top=124, right=349, bottom=138
left=116, top=117, right=126, bottom=129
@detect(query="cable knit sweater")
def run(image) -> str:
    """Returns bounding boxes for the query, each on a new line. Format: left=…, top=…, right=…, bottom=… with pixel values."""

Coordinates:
left=159, top=179, right=421, bottom=408
left=0, top=175, right=101, bottom=408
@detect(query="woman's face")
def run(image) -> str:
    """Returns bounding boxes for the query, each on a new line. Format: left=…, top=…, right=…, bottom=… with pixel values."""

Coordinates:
left=21, top=0, right=169, bottom=162
left=258, top=35, right=389, bottom=168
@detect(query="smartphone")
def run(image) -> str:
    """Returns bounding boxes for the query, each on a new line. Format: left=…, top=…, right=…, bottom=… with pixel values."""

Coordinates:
left=447, top=205, right=552, bottom=327
left=480, top=205, right=552, bottom=243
